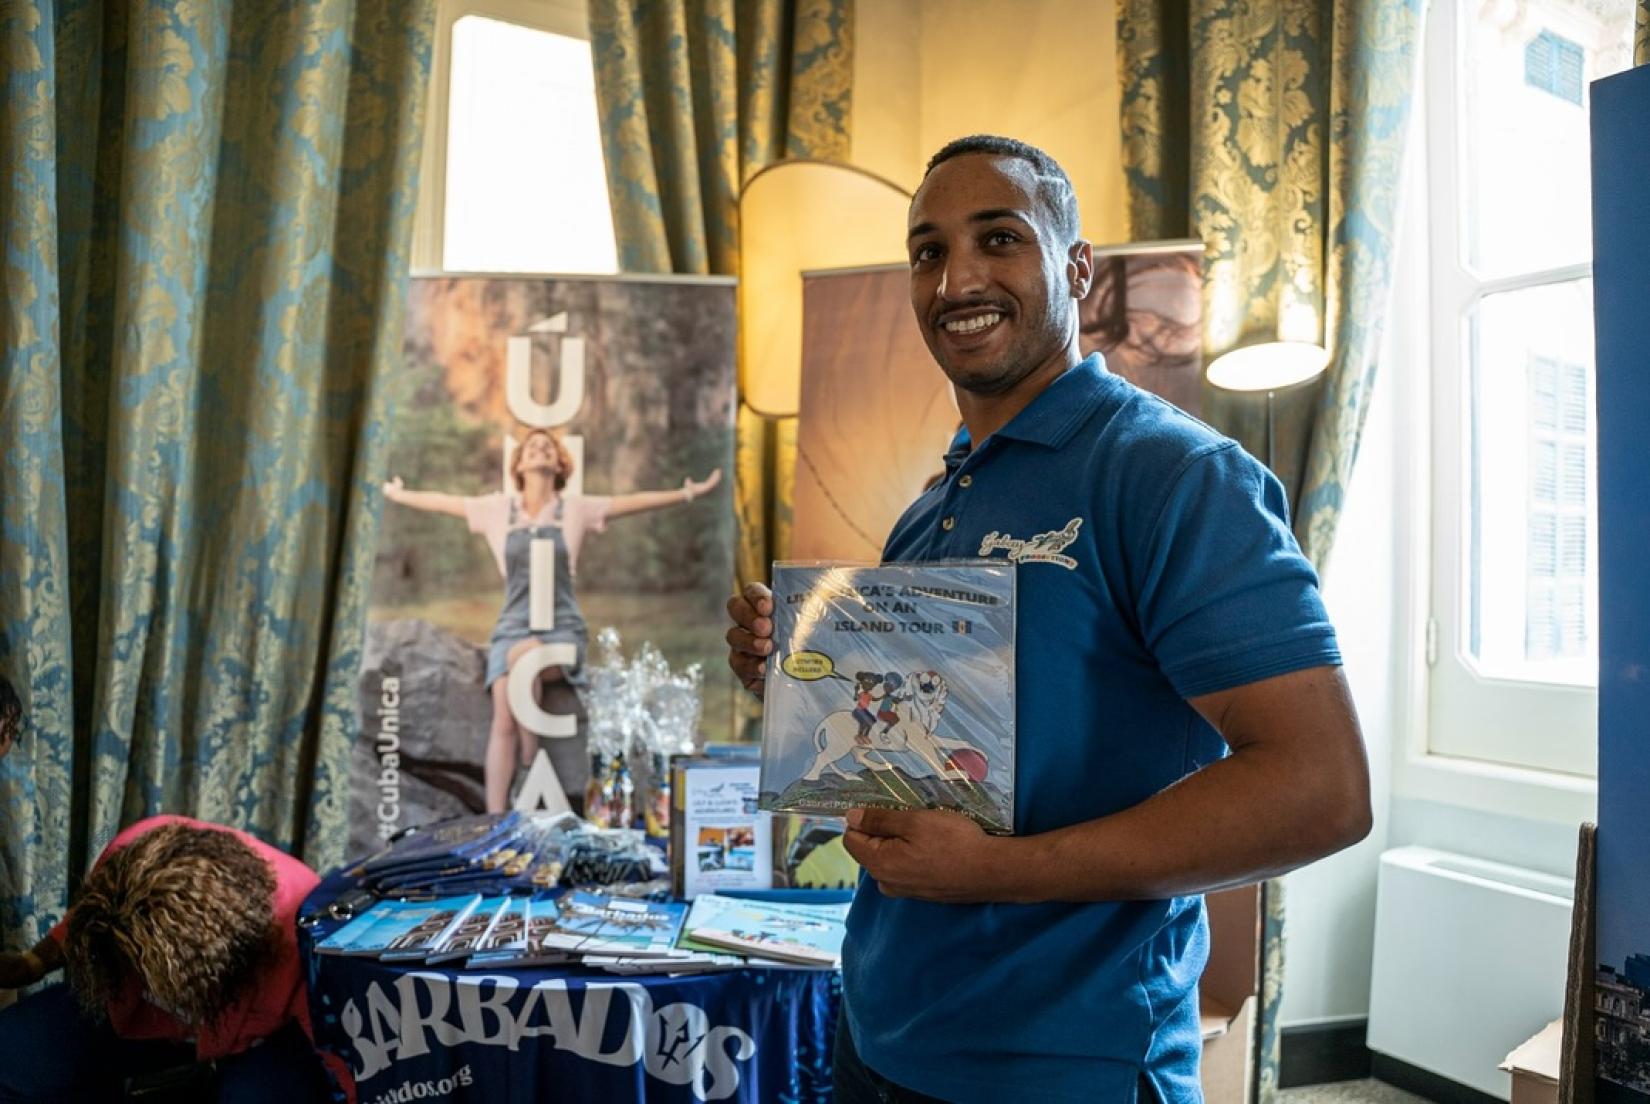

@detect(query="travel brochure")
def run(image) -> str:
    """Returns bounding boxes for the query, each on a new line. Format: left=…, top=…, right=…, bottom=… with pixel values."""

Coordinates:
left=669, top=755, right=861, bottom=897
left=313, top=889, right=848, bottom=975
left=669, top=755, right=772, bottom=899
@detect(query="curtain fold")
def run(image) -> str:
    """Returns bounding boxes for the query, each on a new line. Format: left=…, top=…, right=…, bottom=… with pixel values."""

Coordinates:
left=0, top=0, right=434, bottom=954
left=1119, top=0, right=1423, bottom=1098
left=587, top=0, right=852, bottom=588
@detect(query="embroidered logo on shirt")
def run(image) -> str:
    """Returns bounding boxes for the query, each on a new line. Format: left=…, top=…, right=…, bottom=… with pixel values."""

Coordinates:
left=978, top=517, right=1083, bottom=569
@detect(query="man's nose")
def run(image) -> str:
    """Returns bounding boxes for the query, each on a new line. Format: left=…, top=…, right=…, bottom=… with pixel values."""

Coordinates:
left=937, top=246, right=988, bottom=302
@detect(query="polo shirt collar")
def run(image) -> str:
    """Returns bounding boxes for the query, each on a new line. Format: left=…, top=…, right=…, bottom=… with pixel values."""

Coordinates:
left=987, top=353, right=1112, bottom=450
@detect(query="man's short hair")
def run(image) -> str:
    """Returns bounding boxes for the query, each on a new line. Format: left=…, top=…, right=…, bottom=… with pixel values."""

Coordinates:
left=922, top=135, right=1081, bottom=246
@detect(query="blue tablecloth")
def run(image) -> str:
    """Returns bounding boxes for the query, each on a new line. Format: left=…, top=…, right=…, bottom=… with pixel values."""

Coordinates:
left=299, top=877, right=840, bottom=1104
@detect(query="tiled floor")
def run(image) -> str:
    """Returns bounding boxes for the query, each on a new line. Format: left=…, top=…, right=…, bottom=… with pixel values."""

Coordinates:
left=1277, top=1079, right=1430, bottom=1103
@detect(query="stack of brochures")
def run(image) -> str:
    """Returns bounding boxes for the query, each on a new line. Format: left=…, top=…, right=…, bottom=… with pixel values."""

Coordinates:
left=313, top=889, right=849, bottom=975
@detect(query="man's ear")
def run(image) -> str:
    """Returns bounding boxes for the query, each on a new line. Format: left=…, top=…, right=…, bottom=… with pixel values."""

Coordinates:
left=1068, top=240, right=1094, bottom=301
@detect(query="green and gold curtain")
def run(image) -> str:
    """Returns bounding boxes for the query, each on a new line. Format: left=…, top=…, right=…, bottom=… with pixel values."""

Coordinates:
left=0, top=0, right=434, bottom=955
left=1119, top=0, right=1423, bottom=1097
left=1637, top=0, right=1647, bottom=64
left=587, top=0, right=853, bottom=588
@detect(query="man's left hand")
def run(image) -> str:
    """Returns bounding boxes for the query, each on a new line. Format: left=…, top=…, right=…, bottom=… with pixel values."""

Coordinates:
left=842, top=808, right=1017, bottom=903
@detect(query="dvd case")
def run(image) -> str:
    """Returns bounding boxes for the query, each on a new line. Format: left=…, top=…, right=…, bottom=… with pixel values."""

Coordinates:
left=759, top=561, right=1016, bottom=833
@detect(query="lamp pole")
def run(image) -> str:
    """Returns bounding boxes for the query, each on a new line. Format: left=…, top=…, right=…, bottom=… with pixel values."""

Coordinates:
left=1205, top=341, right=1330, bottom=478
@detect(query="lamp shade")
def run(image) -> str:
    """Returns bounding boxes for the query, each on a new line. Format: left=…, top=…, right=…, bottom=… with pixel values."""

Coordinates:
left=738, top=160, right=913, bottom=416
left=1205, top=341, right=1330, bottom=393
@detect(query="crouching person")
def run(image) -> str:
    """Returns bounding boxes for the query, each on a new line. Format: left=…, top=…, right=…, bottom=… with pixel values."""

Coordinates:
left=0, top=815, right=337, bottom=1102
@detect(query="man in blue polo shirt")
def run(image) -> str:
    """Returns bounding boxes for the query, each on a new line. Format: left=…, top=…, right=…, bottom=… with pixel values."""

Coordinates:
left=726, top=135, right=1370, bottom=1103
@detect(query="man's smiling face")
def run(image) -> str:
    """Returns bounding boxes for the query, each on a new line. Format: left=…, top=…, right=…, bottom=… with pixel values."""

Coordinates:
left=906, top=153, right=1078, bottom=397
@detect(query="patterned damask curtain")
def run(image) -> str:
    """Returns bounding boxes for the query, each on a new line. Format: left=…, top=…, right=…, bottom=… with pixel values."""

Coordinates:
left=1638, top=0, right=1648, bottom=63
left=1118, top=0, right=1423, bottom=1098
left=586, top=0, right=853, bottom=590
left=0, top=0, right=434, bottom=955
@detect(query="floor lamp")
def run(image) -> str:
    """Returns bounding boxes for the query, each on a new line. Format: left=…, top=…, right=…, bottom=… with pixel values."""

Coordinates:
left=1203, top=338, right=1329, bottom=1103
left=1205, top=341, right=1330, bottom=471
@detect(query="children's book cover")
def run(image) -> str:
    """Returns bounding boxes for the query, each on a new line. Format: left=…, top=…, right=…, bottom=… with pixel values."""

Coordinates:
left=759, top=561, right=1016, bottom=832
left=681, top=894, right=848, bottom=967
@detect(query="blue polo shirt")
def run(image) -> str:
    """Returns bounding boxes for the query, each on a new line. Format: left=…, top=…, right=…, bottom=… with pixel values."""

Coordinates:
left=842, top=354, right=1341, bottom=1103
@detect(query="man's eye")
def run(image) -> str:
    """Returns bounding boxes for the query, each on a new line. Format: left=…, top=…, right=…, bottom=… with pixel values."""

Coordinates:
left=986, top=230, right=1018, bottom=246
left=912, top=244, right=939, bottom=264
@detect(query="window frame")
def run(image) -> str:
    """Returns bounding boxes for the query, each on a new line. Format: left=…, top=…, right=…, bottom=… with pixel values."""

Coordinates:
left=1386, top=0, right=1603, bottom=818
left=410, top=0, right=598, bottom=273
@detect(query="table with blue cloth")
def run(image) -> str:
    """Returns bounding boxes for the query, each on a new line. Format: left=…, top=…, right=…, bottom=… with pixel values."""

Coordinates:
left=298, top=873, right=842, bottom=1104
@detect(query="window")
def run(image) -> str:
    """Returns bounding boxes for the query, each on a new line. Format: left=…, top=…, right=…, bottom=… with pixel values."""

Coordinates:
left=1525, top=29, right=1587, bottom=103
left=411, top=0, right=618, bottom=275
left=1425, top=0, right=1634, bottom=776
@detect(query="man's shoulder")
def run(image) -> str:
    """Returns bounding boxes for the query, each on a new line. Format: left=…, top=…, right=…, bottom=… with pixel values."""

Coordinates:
left=1082, top=376, right=1235, bottom=470
left=1062, top=378, right=1250, bottom=523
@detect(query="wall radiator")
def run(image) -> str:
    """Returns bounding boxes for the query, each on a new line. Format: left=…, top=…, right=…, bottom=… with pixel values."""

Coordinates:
left=1367, top=846, right=1574, bottom=1100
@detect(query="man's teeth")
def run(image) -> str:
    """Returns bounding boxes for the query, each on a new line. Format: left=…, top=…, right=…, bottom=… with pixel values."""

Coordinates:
left=943, top=312, right=1002, bottom=335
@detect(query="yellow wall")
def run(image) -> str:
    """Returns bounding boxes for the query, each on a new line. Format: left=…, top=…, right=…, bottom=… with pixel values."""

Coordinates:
left=850, top=1, right=924, bottom=191
left=850, top=0, right=1128, bottom=246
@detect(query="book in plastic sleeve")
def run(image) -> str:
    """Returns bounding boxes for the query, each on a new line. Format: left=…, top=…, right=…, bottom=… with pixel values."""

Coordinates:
left=359, top=812, right=521, bottom=876
left=759, top=561, right=1016, bottom=833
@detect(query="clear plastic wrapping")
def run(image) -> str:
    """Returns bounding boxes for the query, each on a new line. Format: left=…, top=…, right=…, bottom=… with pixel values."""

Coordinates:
left=758, top=561, right=1017, bottom=833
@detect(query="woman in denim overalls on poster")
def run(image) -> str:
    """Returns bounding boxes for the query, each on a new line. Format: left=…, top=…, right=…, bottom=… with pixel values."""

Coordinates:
left=385, top=427, right=720, bottom=811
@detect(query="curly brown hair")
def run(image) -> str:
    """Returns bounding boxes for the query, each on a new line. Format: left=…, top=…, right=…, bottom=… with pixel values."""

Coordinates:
left=64, top=822, right=277, bottom=1028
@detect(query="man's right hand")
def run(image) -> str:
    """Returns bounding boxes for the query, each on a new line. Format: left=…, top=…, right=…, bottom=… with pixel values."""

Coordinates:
left=725, top=583, right=775, bottom=700
left=0, top=950, right=42, bottom=989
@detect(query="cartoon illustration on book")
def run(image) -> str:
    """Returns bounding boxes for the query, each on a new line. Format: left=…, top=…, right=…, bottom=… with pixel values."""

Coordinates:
left=806, top=666, right=989, bottom=784
left=760, top=562, right=1016, bottom=833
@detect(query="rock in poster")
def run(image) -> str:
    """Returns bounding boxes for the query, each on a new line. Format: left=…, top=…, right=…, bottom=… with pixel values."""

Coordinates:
left=759, top=562, right=1015, bottom=833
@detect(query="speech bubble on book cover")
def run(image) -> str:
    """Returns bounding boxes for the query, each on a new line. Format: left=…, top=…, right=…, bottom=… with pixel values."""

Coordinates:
left=780, top=651, right=840, bottom=681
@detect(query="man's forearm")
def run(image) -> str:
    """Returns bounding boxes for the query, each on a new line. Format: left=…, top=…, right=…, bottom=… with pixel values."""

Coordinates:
left=994, top=741, right=1370, bottom=902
